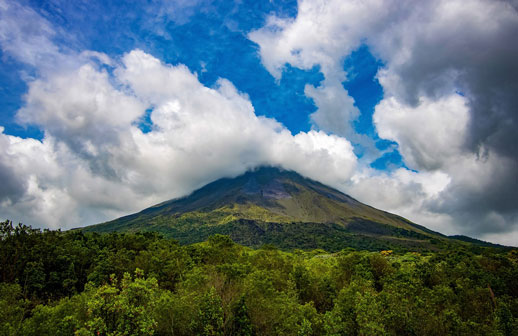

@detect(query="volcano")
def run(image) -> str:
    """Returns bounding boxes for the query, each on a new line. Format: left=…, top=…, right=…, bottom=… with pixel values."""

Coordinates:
left=84, top=166, right=456, bottom=251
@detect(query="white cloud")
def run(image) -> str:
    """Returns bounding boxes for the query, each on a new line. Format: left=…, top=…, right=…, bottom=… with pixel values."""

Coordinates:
left=0, top=49, right=358, bottom=229
left=248, top=0, right=379, bottom=144
left=18, top=63, right=145, bottom=155
left=305, top=80, right=358, bottom=139
left=374, top=94, right=470, bottom=171
left=272, top=130, right=357, bottom=186
left=347, top=168, right=454, bottom=235
left=0, top=0, right=61, bottom=67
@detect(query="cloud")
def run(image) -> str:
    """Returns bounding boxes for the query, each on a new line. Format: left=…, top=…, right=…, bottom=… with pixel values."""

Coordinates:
left=152, top=0, right=215, bottom=25
left=0, top=0, right=86, bottom=77
left=0, top=48, right=358, bottom=229
left=374, top=94, right=470, bottom=171
left=250, top=0, right=518, bottom=160
left=248, top=1, right=371, bottom=145
left=0, top=0, right=60, bottom=67
left=373, top=93, right=518, bottom=238
left=0, top=127, right=28, bottom=203
left=17, top=63, right=145, bottom=176
left=250, top=0, right=518, bottom=244
left=369, top=0, right=518, bottom=162
left=346, top=167, right=454, bottom=235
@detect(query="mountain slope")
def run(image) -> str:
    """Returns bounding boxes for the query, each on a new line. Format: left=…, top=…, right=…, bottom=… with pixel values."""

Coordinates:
left=84, top=167, right=451, bottom=251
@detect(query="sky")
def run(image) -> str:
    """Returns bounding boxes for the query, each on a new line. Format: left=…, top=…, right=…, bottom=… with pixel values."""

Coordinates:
left=0, top=0, right=517, bottom=246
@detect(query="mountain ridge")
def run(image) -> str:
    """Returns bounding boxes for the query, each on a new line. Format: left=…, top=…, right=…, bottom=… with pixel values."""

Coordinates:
left=84, top=166, right=472, bottom=251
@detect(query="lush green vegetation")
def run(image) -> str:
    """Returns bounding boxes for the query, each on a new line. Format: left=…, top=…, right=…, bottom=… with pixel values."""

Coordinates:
left=89, top=216, right=450, bottom=253
left=1, top=220, right=517, bottom=335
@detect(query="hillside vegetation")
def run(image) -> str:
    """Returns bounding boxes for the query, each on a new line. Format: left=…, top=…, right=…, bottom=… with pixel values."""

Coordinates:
left=85, top=167, right=461, bottom=252
left=1, top=220, right=517, bottom=336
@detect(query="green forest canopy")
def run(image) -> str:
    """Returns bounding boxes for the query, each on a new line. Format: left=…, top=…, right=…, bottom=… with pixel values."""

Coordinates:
left=0, top=220, right=517, bottom=335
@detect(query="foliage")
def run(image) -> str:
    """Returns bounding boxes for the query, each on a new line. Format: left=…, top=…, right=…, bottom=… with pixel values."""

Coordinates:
left=0, top=220, right=517, bottom=335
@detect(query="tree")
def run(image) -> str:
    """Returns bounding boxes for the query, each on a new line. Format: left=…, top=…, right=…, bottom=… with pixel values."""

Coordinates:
left=190, top=287, right=224, bottom=336
left=76, top=269, right=160, bottom=336
left=0, top=283, right=27, bottom=336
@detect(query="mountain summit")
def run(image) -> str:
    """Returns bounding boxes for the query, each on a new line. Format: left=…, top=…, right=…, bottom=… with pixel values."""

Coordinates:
left=84, top=166, right=448, bottom=251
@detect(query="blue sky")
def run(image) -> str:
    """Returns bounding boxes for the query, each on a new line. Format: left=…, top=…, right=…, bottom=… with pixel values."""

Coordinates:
left=0, top=0, right=517, bottom=245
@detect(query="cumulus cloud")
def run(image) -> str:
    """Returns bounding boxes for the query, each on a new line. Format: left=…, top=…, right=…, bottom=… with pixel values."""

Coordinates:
left=374, top=94, right=470, bottom=171
left=248, top=2, right=367, bottom=145
left=248, top=0, right=388, bottom=143
left=0, top=47, right=358, bottom=229
left=250, top=0, right=518, bottom=244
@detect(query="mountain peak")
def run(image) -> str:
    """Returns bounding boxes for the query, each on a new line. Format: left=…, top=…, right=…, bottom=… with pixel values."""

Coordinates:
left=84, top=166, right=448, bottom=251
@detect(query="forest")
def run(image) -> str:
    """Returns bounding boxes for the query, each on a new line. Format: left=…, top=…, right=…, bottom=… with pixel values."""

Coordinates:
left=0, top=220, right=517, bottom=336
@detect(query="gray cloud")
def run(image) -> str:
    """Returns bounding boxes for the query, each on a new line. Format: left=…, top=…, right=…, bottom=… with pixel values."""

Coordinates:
left=371, top=0, right=518, bottom=239
left=250, top=0, right=518, bottom=244
left=377, top=0, right=518, bottom=163
left=0, top=162, right=26, bottom=204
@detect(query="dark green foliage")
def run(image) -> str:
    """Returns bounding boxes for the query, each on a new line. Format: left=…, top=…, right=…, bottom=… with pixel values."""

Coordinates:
left=0, top=220, right=517, bottom=335
left=0, top=283, right=26, bottom=336
left=229, top=296, right=254, bottom=336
